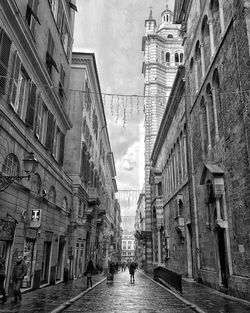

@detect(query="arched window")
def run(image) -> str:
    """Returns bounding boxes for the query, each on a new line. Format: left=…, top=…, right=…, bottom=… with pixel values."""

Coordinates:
left=166, top=52, right=170, bottom=64
left=189, top=57, right=195, bottom=96
left=206, top=83, right=215, bottom=147
left=201, top=15, right=211, bottom=70
left=48, top=186, right=56, bottom=203
left=167, top=34, right=173, bottom=39
left=175, top=53, right=179, bottom=65
left=209, top=0, right=221, bottom=48
left=180, top=53, right=184, bottom=64
left=2, top=153, right=20, bottom=176
left=31, top=173, right=42, bottom=194
left=195, top=41, right=202, bottom=90
left=200, top=97, right=209, bottom=155
left=178, top=200, right=184, bottom=217
left=212, top=68, right=221, bottom=138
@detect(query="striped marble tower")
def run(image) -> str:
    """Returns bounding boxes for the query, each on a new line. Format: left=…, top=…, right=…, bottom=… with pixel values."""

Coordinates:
left=142, top=5, right=183, bottom=272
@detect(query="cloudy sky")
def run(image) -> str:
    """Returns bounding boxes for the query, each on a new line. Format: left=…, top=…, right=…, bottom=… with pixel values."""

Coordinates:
left=73, top=0, right=175, bottom=214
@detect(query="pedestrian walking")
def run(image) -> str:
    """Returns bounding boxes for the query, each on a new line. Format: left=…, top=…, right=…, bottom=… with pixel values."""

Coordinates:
left=0, top=256, right=6, bottom=303
left=122, top=261, right=126, bottom=272
left=11, top=255, right=27, bottom=304
left=129, top=261, right=136, bottom=283
left=86, top=260, right=95, bottom=288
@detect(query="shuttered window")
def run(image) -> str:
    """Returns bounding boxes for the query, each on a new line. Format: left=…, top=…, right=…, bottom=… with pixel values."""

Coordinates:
left=46, top=31, right=58, bottom=74
left=26, top=0, right=40, bottom=36
left=0, top=30, right=11, bottom=94
left=25, top=82, right=37, bottom=128
left=45, top=111, right=55, bottom=151
left=9, top=52, right=21, bottom=110
left=58, top=132, right=65, bottom=165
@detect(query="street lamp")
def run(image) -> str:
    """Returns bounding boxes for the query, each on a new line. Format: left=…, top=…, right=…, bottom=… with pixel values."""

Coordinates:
left=0, top=152, right=38, bottom=192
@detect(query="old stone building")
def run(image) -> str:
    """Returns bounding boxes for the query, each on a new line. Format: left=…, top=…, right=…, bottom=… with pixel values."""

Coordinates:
left=142, top=5, right=183, bottom=272
left=150, top=66, right=192, bottom=276
left=0, top=0, right=76, bottom=292
left=134, top=191, right=146, bottom=268
left=174, top=0, right=250, bottom=301
left=65, top=52, right=121, bottom=276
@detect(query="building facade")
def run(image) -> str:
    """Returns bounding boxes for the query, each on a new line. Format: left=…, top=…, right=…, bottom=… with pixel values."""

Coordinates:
left=121, top=234, right=135, bottom=264
left=142, top=5, right=183, bottom=272
left=174, top=0, right=250, bottom=300
left=134, top=192, right=146, bottom=268
left=0, top=0, right=76, bottom=292
left=150, top=66, right=193, bottom=276
left=65, top=52, right=121, bottom=277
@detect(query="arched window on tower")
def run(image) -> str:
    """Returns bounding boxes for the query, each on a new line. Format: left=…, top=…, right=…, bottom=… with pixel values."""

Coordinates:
left=167, top=34, right=173, bottom=39
left=166, top=52, right=170, bottom=65
left=175, top=53, right=179, bottom=65
left=180, top=53, right=184, bottom=64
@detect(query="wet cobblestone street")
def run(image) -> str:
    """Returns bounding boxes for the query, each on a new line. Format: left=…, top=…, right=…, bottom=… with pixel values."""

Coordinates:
left=0, top=269, right=250, bottom=312
left=62, top=270, right=194, bottom=313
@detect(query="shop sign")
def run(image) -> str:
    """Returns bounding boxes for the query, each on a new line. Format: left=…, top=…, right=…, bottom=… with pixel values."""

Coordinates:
left=0, top=219, right=16, bottom=241
left=25, top=227, right=37, bottom=240
left=30, top=209, right=41, bottom=228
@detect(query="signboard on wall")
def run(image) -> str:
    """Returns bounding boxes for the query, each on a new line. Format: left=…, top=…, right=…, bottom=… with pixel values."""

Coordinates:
left=0, top=219, right=16, bottom=241
left=30, top=209, right=41, bottom=228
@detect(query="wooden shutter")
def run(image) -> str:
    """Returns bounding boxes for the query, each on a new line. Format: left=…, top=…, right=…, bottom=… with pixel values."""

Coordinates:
left=9, top=52, right=21, bottom=110
left=25, top=82, right=37, bottom=128
left=58, top=132, right=65, bottom=165
left=0, top=30, right=12, bottom=94
left=45, top=111, right=55, bottom=151
left=35, top=93, right=42, bottom=138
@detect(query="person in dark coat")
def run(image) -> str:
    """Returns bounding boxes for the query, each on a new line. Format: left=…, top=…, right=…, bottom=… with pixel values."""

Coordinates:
left=0, top=257, right=6, bottom=303
left=11, top=255, right=27, bottom=304
left=86, top=260, right=95, bottom=288
left=129, top=261, right=136, bottom=283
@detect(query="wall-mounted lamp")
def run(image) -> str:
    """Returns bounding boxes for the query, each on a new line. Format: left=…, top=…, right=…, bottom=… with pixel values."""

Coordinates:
left=0, top=152, right=38, bottom=192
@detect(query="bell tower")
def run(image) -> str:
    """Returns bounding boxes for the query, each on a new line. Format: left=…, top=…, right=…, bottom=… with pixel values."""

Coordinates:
left=142, top=4, right=183, bottom=272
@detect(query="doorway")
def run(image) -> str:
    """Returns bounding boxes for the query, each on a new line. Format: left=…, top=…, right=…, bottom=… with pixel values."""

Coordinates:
left=217, top=227, right=228, bottom=287
left=41, top=241, right=51, bottom=284
left=186, top=223, right=193, bottom=278
left=56, top=236, right=65, bottom=281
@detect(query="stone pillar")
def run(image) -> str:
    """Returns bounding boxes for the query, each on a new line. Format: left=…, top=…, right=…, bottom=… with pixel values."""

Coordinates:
left=218, top=0, right=225, bottom=35
left=157, top=227, right=162, bottom=265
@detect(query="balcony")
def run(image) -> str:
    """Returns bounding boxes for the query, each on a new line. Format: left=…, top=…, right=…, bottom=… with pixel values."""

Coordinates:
left=88, top=186, right=100, bottom=205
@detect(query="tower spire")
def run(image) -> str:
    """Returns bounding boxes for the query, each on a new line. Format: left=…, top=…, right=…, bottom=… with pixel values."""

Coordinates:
left=166, top=0, right=169, bottom=9
left=148, top=6, right=153, bottom=20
